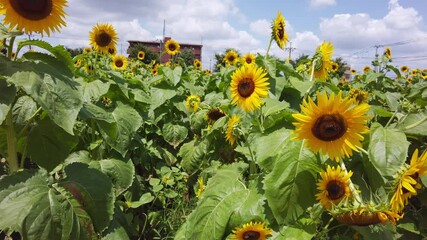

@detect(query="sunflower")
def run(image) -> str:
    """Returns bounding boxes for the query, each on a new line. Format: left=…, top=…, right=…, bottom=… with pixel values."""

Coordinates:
left=271, top=11, right=288, bottom=49
left=224, top=50, right=239, bottom=66
left=406, top=78, right=413, bottom=84
left=194, top=59, right=202, bottom=70
left=312, top=41, right=334, bottom=81
left=0, top=3, right=4, bottom=15
left=206, top=107, right=226, bottom=124
left=232, top=221, right=272, bottom=240
left=107, top=47, right=116, bottom=55
left=349, top=88, right=369, bottom=104
left=185, top=94, right=201, bottom=112
left=230, top=64, right=269, bottom=112
left=410, top=69, right=419, bottom=77
left=390, top=149, right=427, bottom=214
left=165, top=39, right=180, bottom=55
left=331, top=62, right=338, bottom=72
left=203, top=69, right=212, bottom=75
left=1, top=0, right=67, bottom=36
left=84, top=64, right=94, bottom=74
left=137, top=50, right=145, bottom=60
left=363, top=66, right=371, bottom=74
left=384, top=47, right=392, bottom=59
left=152, top=68, right=158, bottom=75
left=292, top=91, right=370, bottom=161
left=335, top=208, right=402, bottom=226
left=89, top=23, right=118, bottom=54
left=241, top=53, right=256, bottom=65
left=196, top=177, right=206, bottom=198
left=83, top=47, right=92, bottom=53
left=111, top=55, right=127, bottom=71
left=316, top=165, right=353, bottom=209
left=226, top=115, right=240, bottom=145
left=422, top=69, right=427, bottom=80
left=400, top=65, right=409, bottom=73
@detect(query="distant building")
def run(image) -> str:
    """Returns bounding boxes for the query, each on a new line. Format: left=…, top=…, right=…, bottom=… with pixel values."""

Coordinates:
left=127, top=37, right=202, bottom=63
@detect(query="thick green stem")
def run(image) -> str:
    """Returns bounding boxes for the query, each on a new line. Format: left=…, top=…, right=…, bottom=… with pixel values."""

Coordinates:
left=309, top=58, right=317, bottom=82
left=402, top=116, right=427, bottom=131
left=5, top=110, right=19, bottom=173
left=7, top=37, right=16, bottom=60
left=265, top=38, right=273, bottom=58
left=339, top=160, right=362, bottom=204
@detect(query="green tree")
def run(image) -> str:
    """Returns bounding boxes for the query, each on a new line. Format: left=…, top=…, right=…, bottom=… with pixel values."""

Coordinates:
left=127, top=43, right=159, bottom=64
left=178, top=48, right=195, bottom=67
left=66, top=47, right=83, bottom=57
left=333, top=57, right=348, bottom=77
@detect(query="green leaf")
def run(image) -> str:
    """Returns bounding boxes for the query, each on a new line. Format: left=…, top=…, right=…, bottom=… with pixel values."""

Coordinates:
left=78, top=79, right=111, bottom=103
left=271, top=226, right=315, bottom=240
left=178, top=164, right=256, bottom=240
left=5, top=60, right=82, bottom=135
left=397, top=112, right=427, bottom=136
left=102, top=103, right=142, bottom=156
left=128, top=193, right=155, bottom=208
left=79, top=103, right=118, bottom=139
left=162, top=123, right=188, bottom=148
left=12, top=95, right=37, bottom=126
left=64, top=150, right=92, bottom=165
left=179, top=138, right=208, bottom=173
left=89, top=159, right=135, bottom=197
left=0, top=79, right=16, bottom=125
left=101, top=205, right=134, bottom=240
left=60, top=163, right=115, bottom=232
left=384, top=92, right=402, bottom=111
left=150, top=86, right=177, bottom=110
left=27, top=117, right=78, bottom=172
left=289, top=77, right=313, bottom=96
left=368, top=123, right=409, bottom=179
left=264, top=139, right=318, bottom=225
left=163, top=66, right=183, bottom=86
left=0, top=170, right=96, bottom=240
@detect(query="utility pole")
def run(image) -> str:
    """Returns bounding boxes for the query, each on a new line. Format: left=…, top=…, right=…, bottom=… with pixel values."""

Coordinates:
left=284, top=41, right=296, bottom=61
left=373, top=44, right=383, bottom=72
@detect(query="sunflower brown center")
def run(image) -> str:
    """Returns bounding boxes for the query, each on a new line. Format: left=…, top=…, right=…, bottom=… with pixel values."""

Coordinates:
left=312, top=114, right=347, bottom=141
left=326, top=180, right=345, bottom=200
left=108, top=48, right=115, bottom=54
left=115, top=60, right=123, bottom=68
left=278, top=22, right=285, bottom=40
left=227, top=55, right=235, bottom=62
left=238, top=78, right=255, bottom=98
left=11, top=0, right=53, bottom=20
left=95, top=31, right=112, bottom=47
left=168, top=44, right=176, bottom=51
left=207, top=109, right=225, bottom=121
left=243, top=231, right=261, bottom=240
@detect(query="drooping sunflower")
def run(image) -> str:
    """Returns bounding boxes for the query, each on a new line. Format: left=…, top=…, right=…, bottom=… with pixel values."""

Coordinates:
left=206, top=107, right=226, bottom=124
left=312, top=41, right=334, bottom=81
left=316, top=165, right=353, bottom=209
left=1, top=0, right=67, bottom=36
left=335, top=207, right=402, bottom=226
left=194, top=59, right=202, bottom=70
left=231, top=221, right=272, bottom=240
left=363, top=66, right=371, bottom=74
left=185, top=94, right=201, bottom=112
left=349, top=88, right=369, bottom=104
left=165, top=39, right=180, bottom=55
left=331, top=62, right=338, bottom=72
left=390, top=149, right=427, bottom=214
left=224, top=50, right=239, bottom=66
left=271, top=11, right=288, bottom=49
left=230, top=64, right=269, bottom=112
left=292, top=91, right=371, bottom=161
left=400, top=65, right=409, bottom=73
left=384, top=47, right=392, bottom=59
left=137, top=50, right=145, bottom=60
left=242, top=53, right=256, bottom=65
left=89, top=23, right=118, bottom=54
left=111, top=55, right=128, bottom=71
left=226, top=115, right=240, bottom=145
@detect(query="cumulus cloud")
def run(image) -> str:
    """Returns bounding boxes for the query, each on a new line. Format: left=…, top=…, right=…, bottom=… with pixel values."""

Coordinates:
left=292, top=31, right=321, bottom=55
left=310, top=0, right=337, bottom=8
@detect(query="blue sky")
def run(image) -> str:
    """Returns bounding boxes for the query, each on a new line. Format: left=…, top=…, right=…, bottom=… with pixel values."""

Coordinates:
left=7, top=0, right=427, bottom=71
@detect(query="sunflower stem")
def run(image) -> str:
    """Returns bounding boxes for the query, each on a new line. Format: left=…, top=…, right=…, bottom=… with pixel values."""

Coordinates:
left=309, top=58, right=317, bottom=82
left=402, top=116, right=427, bottom=131
left=356, top=146, right=369, bottom=156
left=265, top=38, right=273, bottom=58
left=339, top=160, right=362, bottom=204
left=5, top=110, right=19, bottom=173
left=7, top=37, right=16, bottom=60
left=385, top=110, right=398, bottom=128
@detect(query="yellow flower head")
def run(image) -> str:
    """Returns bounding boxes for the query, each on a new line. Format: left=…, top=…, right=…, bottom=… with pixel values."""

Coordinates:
left=391, top=149, right=427, bottom=214
left=196, top=177, right=206, bottom=198
left=111, top=55, right=128, bottom=71
left=89, top=23, right=118, bottom=54
left=363, top=66, right=371, bottom=74
left=241, top=53, right=256, bottom=65
left=400, top=65, right=409, bottom=73
left=226, top=115, right=240, bottom=145
left=194, top=59, right=202, bottom=70
left=316, top=165, right=353, bottom=209
left=185, top=94, right=201, bottom=112
left=312, top=41, right=334, bottom=81
left=349, top=88, right=369, bottom=104
left=271, top=11, right=288, bottom=49
left=165, top=39, right=180, bottom=55
left=225, top=50, right=239, bottom=66
left=137, top=51, right=145, bottom=60
left=351, top=69, right=357, bottom=75
left=1, top=0, right=67, bottom=36
left=292, top=91, right=371, bottom=161
left=232, top=221, right=272, bottom=240
left=331, top=62, right=338, bottom=72
left=230, top=64, right=270, bottom=112
left=384, top=47, right=392, bottom=59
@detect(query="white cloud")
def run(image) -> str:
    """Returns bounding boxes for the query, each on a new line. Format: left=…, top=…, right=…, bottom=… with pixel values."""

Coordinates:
left=250, top=19, right=271, bottom=36
left=310, top=0, right=337, bottom=8
left=291, top=31, right=321, bottom=56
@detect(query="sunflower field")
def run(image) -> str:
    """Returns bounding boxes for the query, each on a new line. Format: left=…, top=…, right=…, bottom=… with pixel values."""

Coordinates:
left=2, top=2, right=427, bottom=240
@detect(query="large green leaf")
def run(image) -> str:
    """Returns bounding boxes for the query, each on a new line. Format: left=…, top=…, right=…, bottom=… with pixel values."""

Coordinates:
left=12, top=95, right=37, bottom=126
left=0, top=170, right=96, bottom=240
left=163, top=66, right=183, bottom=86
left=0, top=79, right=16, bottom=125
left=368, top=123, right=409, bottom=179
left=177, top=163, right=258, bottom=240
left=27, top=117, right=78, bottom=172
left=60, top=163, right=115, bottom=232
left=264, top=139, right=318, bottom=225
left=150, top=86, right=177, bottom=110
left=102, top=103, right=142, bottom=156
left=78, top=79, right=111, bottom=103
left=179, top=138, right=208, bottom=173
left=3, top=59, right=82, bottom=135
left=162, top=123, right=188, bottom=148
left=396, top=112, right=427, bottom=136
left=79, top=103, right=118, bottom=139
left=89, top=159, right=135, bottom=197
left=271, top=226, right=315, bottom=240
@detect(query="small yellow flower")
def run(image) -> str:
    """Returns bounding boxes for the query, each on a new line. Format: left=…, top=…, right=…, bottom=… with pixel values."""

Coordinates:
left=232, top=221, right=272, bottom=240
